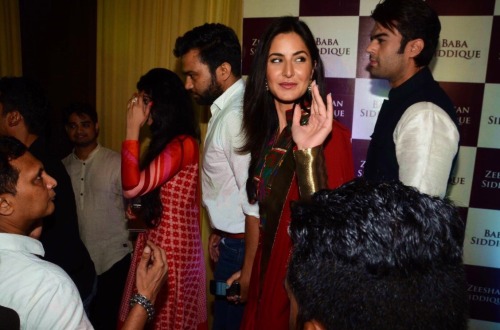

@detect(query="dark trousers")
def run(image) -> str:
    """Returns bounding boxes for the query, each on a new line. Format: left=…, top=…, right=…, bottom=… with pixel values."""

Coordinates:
left=212, top=237, right=246, bottom=330
left=89, top=254, right=131, bottom=330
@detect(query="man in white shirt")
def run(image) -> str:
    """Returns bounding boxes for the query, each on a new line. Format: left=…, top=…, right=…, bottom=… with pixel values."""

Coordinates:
left=363, top=0, right=460, bottom=197
left=0, top=135, right=93, bottom=329
left=174, top=24, right=259, bottom=330
left=62, top=103, right=132, bottom=329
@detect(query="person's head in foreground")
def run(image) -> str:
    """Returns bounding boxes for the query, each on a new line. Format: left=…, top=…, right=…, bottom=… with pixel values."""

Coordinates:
left=287, top=178, right=468, bottom=330
left=0, top=135, right=56, bottom=237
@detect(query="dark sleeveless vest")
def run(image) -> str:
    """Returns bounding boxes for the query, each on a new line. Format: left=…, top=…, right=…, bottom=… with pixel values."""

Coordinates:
left=364, top=67, right=459, bottom=181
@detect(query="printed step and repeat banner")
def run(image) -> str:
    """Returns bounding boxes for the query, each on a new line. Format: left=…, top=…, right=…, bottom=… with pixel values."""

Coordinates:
left=242, top=0, right=500, bottom=328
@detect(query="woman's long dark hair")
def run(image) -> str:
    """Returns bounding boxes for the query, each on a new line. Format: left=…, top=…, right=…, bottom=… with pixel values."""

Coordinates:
left=240, top=16, right=326, bottom=202
left=136, top=68, right=200, bottom=227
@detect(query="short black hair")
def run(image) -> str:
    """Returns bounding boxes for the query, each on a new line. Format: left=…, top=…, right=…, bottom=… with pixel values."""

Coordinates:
left=287, top=178, right=468, bottom=330
left=62, top=102, right=98, bottom=124
left=0, top=76, right=50, bottom=136
left=173, top=23, right=241, bottom=77
left=0, top=136, right=28, bottom=196
left=371, top=0, right=441, bottom=67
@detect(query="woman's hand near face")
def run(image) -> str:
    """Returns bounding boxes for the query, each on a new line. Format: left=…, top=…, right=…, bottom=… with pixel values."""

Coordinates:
left=126, top=92, right=151, bottom=140
left=291, top=81, right=333, bottom=150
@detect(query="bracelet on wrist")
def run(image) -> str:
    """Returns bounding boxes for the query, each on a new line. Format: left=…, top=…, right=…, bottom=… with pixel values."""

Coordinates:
left=130, top=293, right=155, bottom=322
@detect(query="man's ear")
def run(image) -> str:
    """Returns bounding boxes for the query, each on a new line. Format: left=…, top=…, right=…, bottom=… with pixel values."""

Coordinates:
left=407, top=38, right=424, bottom=58
left=217, top=62, right=232, bottom=82
left=7, top=110, right=23, bottom=128
left=304, top=320, right=325, bottom=330
left=0, top=196, right=14, bottom=216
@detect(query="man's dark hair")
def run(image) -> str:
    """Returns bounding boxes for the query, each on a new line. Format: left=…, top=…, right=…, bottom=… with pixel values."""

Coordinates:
left=0, top=136, right=28, bottom=196
left=0, top=77, right=50, bottom=136
left=287, top=178, right=468, bottom=330
left=371, top=0, right=441, bottom=67
left=62, top=102, right=98, bottom=124
left=173, top=23, right=242, bottom=77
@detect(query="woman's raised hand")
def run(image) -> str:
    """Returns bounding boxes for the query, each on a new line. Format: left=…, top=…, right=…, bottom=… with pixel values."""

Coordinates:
left=126, top=92, right=151, bottom=140
left=291, top=80, right=333, bottom=150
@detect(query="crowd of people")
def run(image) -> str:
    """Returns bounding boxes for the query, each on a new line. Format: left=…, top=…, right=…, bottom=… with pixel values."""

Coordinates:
left=0, top=0, right=468, bottom=329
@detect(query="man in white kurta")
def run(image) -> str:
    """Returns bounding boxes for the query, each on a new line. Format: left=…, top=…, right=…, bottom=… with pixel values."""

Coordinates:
left=0, top=136, right=92, bottom=329
left=62, top=103, right=131, bottom=329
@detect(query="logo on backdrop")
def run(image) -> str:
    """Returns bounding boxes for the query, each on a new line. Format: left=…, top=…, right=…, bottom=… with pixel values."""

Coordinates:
left=446, top=146, right=476, bottom=208
left=440, top=82, right=483, bottom=147
left=242, top=17, right=276, bottom=75
left=449, top=176, right=466, bottom=186
left=316, top=38, right=350, bottom=56
left=352, top=78, right=389, bottom=140
left=351, top=139, right=370, bottom=178
left=463, top=208, right=500, bottom=268
left=465, top=265, right=500, bottom=323
left=436, top=39, right=481, bottom=60
left=249, top=38, right=259, bottom=56
left=325, top=78, right=354, bottom=129
left=488, top=116, right=500, bottom=125
left=480, top=169, right=500, bottom=190
left=432, top=16, right=492, bottom=83
left=470, top=229, right=500, bottom=248
left=478, top=85, right=500, bottom=149
left=470, top=149, right=500, bottom=210
left=468, top=283, right=500, bottom=310
left=303, top=16, right=359, bottom=78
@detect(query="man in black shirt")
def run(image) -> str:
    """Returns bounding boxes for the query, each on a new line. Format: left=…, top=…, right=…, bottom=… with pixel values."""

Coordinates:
left=0, top=76, right=96, bottom=312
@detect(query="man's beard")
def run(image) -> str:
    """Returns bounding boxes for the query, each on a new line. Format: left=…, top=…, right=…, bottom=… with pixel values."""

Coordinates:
left=74, top=137, right=97, bottom=148
left=195, top=75, right=224, bottom=105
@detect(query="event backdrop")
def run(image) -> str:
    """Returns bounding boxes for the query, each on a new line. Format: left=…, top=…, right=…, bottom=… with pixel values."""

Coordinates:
left=242, top=0, right=500, bottom=328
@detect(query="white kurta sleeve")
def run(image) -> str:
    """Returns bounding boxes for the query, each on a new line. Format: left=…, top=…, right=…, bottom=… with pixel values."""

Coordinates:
left=394, top=102, right=459, bottom=197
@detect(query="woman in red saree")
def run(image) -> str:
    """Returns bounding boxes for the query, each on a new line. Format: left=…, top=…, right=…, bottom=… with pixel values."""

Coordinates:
left=118, top=68, right=207, bottom=329
left=229, top=17, right=355, bottom=329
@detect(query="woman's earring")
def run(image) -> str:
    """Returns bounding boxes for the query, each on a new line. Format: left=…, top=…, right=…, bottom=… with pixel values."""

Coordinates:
left=265, top=80, right=269, bottom=91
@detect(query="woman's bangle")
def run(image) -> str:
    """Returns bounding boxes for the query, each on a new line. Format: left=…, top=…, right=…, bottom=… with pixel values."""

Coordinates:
left=130, top=293, right=155, bottom=322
